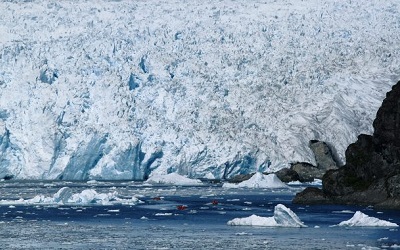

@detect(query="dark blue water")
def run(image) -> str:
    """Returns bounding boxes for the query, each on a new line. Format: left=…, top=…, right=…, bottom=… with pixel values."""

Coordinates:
left=0, top=181, right=399, bottom=249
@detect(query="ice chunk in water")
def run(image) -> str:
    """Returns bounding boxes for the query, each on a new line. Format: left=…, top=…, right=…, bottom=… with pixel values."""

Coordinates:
left=53, top=187, right=73, bottom=203
left=227, top=204, right=306, bottom=227
left=223, top=173, right=288, bottom=189
left=274, top=204, right=306, bottom=227
left=145, top=173, right=203, bottom=186
left=0, top=188, right=140, bottom=206
left=338, top=211, right=399, bottom=227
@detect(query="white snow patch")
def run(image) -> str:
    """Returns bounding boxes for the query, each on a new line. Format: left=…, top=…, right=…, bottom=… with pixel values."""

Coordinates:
left=338, top=211, right=399, bottom=227
left=223, top=173, right=288, bottom=189
left=227, top=204, right=307, bottom=228
left=145, top=173, right=203, bottom=186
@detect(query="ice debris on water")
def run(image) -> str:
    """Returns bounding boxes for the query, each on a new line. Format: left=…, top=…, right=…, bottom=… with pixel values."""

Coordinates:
left=227, top=204, right=307, bottom=228
left=145, top=173, right=203, bottom=186
left=338, top=211, right=399, bottom=227
left=288, top=179, right=322, bottom=186
left=0, top=187, right=141, bottom=206
left=223, top=173, right=288, bottom=189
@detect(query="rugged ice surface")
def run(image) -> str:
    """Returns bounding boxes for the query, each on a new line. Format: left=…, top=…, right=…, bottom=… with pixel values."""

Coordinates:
left=338, top=211, right=399, bottom=227
left=227, top=204, right=307, bottom=227
left=0, top=187, right=141, bottom=206
left=0, top=0, right=400, bottom=180
left=223, top=173, right=288, bottom=189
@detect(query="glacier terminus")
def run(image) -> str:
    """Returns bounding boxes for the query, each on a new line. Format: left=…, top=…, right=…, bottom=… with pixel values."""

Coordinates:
left=0, top=0, right=399, bottom=180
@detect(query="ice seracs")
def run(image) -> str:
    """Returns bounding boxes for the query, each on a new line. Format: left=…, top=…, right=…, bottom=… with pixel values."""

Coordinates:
left=338, top=211, right=399, bottom=227
left=223, top=173, right=288, bottom=189
left=227, top=204, right=307, bottom=228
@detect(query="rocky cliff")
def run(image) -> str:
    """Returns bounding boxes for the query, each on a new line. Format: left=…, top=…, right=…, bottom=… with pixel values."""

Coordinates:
left=294, top=81, right=400, bottom=209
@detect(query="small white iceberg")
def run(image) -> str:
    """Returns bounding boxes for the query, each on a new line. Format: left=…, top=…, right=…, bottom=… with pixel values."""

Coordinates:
left=145, top=173, right=203, bottom=186
left=288, top=179, right=322, bottom=186
left=223, top=173, right=288, bottom=189
left=338, top=211, right=399, bottom=227
left=227, top=204, right=307, bottom=228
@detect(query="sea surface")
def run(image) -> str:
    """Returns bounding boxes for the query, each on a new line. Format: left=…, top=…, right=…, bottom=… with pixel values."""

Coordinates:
left=0, top=181, right=399, bottom=249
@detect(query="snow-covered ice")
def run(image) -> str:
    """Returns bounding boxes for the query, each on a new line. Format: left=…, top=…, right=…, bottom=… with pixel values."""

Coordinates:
left=0, top=0, right=399, bottom=180
left=223, top=173, right=288, bottom=189
left=227, top=204, right=307, bottom=227
left=338, top=211, right=399, bottom=227
left=145, top=173, right=203, bottom=186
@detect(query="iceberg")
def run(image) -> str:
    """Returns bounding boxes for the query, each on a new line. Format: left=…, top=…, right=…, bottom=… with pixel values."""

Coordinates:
left=338, top=211, right=399, bottom=227
left=223, top=173, right=288, bottom=189
left=227, top=204, right=307, bottom=228
left=145, top=173, right=203, bottom=186
left=0, top=187, right=141, bottom=206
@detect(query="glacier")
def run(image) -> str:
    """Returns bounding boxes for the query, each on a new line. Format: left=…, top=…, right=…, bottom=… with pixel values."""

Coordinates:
left=0, top=0, right=399, bottom=180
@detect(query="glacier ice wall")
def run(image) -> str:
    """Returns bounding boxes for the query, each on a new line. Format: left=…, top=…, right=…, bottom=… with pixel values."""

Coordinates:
left=0, top=0, right=399, bottom=180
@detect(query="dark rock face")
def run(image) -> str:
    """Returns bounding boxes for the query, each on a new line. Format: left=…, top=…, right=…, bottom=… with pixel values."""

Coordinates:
left=292, top=187, right=330, bottom=204
left=309, top=140, right=338, bottom=171
left=227, top=173, right=254, bottom=183
left=294, top=81, right=400, bottom=209
left=290, top=162, right=322, bottom=182
left=278, top=141, right=338, bottom=182
left=373, top=83, right=400, bottom=147
left=275, top=168, right=300, bottom=182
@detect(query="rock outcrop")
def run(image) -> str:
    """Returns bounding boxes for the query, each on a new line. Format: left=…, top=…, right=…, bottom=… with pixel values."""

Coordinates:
left=290, top=162, right=324, bottom=182
left=309, top=140, right=338, bottom=171
left=294, top=81, right=400, bottom=209
left=276, top=140, right=338, bottom=182
left=227, top=173, right=255, bottom=183
left=275, top=168, right=300, bottom=182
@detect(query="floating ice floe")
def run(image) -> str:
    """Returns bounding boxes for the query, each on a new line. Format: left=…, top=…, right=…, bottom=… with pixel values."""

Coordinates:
left=145, top=173, right=203, bottom=186
left=0, top=187, right=141, bottom=206
left=287, top=179, right=322, bottom=186
left=227, top=204, right=307, bottom=228
left=332, top=210, right=355, bottom=214
left=338, top=211, right=399, bottom=227
left=223, top=173, right=288, bottom=189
